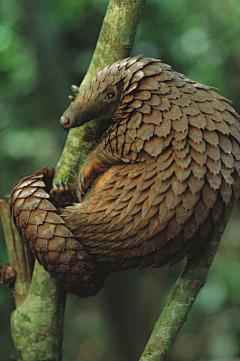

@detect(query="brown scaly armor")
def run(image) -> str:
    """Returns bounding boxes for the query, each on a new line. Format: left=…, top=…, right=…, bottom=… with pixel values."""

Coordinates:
left=10, top=56, right=240, bottom=297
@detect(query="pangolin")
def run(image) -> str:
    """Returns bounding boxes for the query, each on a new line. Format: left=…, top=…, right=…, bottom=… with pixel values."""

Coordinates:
left=10, top=56, right=240, bottom=297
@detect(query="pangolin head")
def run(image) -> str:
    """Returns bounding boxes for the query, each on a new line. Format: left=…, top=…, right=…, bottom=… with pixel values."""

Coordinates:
left=60, top=56, right=162, bottom=129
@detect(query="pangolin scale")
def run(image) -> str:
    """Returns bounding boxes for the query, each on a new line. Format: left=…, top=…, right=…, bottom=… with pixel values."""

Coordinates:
left=10, top=56, right=240, bottom=297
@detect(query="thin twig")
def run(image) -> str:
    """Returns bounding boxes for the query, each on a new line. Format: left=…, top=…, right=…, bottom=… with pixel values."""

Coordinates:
left=0, top=199, right=31, bottom=308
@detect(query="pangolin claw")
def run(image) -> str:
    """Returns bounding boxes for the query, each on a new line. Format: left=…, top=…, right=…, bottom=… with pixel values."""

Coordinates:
left=67, top=85, right=79, bottom=103
left=76, top=170, right=86, bottom=202
left=71, top=84, right=79, bottom=95
left=68, top=95, right=76, bottom=102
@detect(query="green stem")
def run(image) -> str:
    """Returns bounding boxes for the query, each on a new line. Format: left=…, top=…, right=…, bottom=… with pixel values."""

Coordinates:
left=11, top=261, right=66, bottom=361
left=9, top=1, right=146, bottom=360
left=139, top=209, right=233, bottom=361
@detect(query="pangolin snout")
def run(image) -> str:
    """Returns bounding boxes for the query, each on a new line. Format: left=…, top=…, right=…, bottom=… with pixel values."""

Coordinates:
left=60, top=112, right=76, bottom=129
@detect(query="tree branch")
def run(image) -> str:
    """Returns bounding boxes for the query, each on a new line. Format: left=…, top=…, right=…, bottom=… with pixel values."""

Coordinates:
left=11, top=263, right=67, bottom=361
left=9, top=1, right=146, bottom=360
left=139, top=205, right=235, bottom=361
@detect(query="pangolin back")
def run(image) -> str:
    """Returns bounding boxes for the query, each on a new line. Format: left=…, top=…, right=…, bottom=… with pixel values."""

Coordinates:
left=11, top=57, right=240, bottom=296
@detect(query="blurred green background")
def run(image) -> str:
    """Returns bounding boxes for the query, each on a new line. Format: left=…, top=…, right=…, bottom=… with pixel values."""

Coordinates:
left=1, top=0, right=240, bottom=360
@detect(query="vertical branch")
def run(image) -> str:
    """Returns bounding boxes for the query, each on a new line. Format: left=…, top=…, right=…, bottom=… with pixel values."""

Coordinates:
left=11, top=263, right=67, bottom=361
left=139, top=207, right=234, bottom=361
left=9, top=1, right=146, bottom=360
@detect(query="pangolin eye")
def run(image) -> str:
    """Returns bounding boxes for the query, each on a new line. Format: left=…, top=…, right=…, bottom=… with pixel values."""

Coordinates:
left=105, top=91, right=116, bottom=100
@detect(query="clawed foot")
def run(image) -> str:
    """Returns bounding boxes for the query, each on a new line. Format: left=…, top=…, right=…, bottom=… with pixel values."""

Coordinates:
left=76, top=166, right=98, bottom=202
left=50, top=180, right=78, bottom=208
left=76, top=170, right=87, bottom=202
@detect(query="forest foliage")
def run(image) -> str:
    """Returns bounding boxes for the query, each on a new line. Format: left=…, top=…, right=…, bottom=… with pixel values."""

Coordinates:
left=1, top=0, right=240, bottom=360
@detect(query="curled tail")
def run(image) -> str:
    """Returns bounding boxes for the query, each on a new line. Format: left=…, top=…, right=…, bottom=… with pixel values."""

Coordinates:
left=10, top=167, right=107, bottom=297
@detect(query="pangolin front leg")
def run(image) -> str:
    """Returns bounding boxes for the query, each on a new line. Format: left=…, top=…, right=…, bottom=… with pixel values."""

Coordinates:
left=77, top=142, right=123, bottom=199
